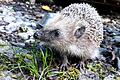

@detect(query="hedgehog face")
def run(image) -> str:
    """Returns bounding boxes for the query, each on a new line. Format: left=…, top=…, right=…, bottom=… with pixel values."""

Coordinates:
left=34, top=28, right=60, bottom=42
left=34, top=14, right=89, bottom=53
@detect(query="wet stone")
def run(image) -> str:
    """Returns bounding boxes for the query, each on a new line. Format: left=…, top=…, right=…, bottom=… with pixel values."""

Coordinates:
left=0, top=10, right=3, bottom=13
left=0, top=21, right=9, bottom=26
left=13, top=5, right=25, bottom=11
left=113, top=36, right=120, bottom=43
left=3, top=16, right=16, bottom=23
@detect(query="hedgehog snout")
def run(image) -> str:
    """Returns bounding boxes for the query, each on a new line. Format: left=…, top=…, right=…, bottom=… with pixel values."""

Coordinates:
left=34, top=29, right=53, bottom=42
left=34, top=30, right=44, bottom=39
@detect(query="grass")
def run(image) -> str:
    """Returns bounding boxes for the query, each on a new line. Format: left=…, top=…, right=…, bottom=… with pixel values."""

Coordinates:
left=13, top=44, right=54, bottom=79
left=0, top=42, right=81, bottom=80
left=0, top=43, right=54, bottom=79
left=1, top=43, right=120, bottom=80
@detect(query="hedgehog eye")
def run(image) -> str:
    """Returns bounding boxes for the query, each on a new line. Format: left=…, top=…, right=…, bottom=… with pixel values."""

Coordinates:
left=50, top=29, right=60, bottom=37
left=74, top=26, right=85, bottom=38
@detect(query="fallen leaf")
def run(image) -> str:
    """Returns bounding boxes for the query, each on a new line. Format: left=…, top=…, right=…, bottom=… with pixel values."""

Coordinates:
left=41, top=5, right=52, bottom=11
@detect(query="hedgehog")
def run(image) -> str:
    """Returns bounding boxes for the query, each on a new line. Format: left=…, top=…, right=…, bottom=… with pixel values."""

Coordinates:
left=34, top=3, right=103, bottom=67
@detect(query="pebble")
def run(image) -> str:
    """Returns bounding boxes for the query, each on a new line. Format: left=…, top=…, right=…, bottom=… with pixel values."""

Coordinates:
left=114, top=36, right=120, bottom=43
left=1, top=76, right=13, bottom=80
left=18, top=33, right=30, bottom=40
left=0, top=71, right=21, bottom=80
left=4, top=16, right=16, bottom=22
left=104, top=74, right=116, bottom=80
left=0, top=2, right=45, bottom=56
left=0, top=39, right=10, bottom=53
left=102, top=18, right=111, bottom=23
left=0, top=4, right=55, bottom=72
left=40, top=13, right=57, bottom=26
left=101, top=16, right=120, bottom=71
left=10, top=42, right=25, bottom=47
left=25, top=38, right=35, bottom=43
left=0, top=38, right=8, bottom=44
left=117, top=57, right=120, bottom=70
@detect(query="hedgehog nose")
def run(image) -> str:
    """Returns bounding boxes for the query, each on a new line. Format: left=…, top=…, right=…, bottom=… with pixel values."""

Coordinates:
left=34, top=31, right=43, bottom=39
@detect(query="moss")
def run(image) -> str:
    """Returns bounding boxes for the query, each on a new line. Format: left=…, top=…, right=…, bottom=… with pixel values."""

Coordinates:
left=86, top=60, right=117, bottom=79
left=57, top=67, right=80, bottom=80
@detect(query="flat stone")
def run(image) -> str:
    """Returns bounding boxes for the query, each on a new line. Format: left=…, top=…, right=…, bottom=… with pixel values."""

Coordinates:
left=25, top=38, right=35, bottom=43
left=10, top=42, right=25, bottom=48
left=0, top=21, right=9, bottom=26
left=0, top=39, right=11, bottom=54
left=3, top=16, right=16, bottom=23
left=4, top=22, right=19, bottom=33
left=104, top=74, right=116, bottom=80
left=114, top=36, right=120, bottom=43
left=40, top=13, right=56, bottom=26
left=17, top=33, right=29, bottom=40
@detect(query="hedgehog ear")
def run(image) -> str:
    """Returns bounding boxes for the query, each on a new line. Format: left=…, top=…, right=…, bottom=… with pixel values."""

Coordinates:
left=74, top=26, right=86, bottom=38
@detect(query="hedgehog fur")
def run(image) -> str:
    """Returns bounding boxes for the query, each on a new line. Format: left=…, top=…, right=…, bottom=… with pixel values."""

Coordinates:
left=34, top=3, right=103, bottom=64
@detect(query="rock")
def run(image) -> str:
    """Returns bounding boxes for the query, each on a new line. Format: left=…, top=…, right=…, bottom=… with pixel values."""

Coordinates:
left=34, top=12, right=43, bottom=18
left=19, top=26, right=28, bottom=32
left=103, top=74, right=116, bottom=80
left=1, top=76, right=13, bottom=80
left=24, top=14, right=31, bottom=19
left=13, top=46, right=29, bottom=54
left=17, top=33, right=30, bottom=40
left=102, top=18, right=111, bottom=23
left=40, top=13, right=57, bottom=26
left=13, top=5, right=25, bottom=11
left=36, top=14, right=43, bottom=18
left=112, top=20, right=117, bottom=24
left=117, top=57, right=120, bottom=70
left=0, top=39, right=9, bottom=46
left=15, top=11, right=23, bottom=17
left=30, top=0, right=35, bottom=4
left=0, top=16, right=3, bottom=21
left=0, top=10, right=3, bottom=13
left=114, top=36, right=120, bottom=43
left=79, top=75, right=93, bottom=80
left=25, top=38, right=35, bottom=43
left=0, top=39, right=11, bottom=53
left=100, top=48, right=108, bottom=54
left=10, top=42, right=25, bottom=48
left=36, top=23, right=44, bottom=29
left=0, top=71, right=22, bottom=80
left=79, top=73, right=99, bottom=80
left=30, top=22, right=36, bottom=29
left=0, top=21, right=9, bottom=26
left=4, top=22, right=19, bottom=33
left=105, top=26, right=114, bottom=34
left=0, top=39, right=16, bottom=57
left=18, top=26, right=35, bottom=40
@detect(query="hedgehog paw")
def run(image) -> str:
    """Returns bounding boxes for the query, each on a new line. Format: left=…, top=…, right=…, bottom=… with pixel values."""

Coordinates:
left=76, top=61, right=86, bottom=74
left=60, top=62, right=70, bottom=71
left=59, top=55, right=70, bottom=71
